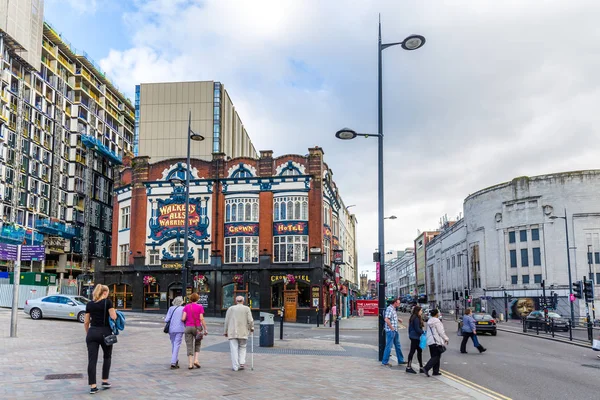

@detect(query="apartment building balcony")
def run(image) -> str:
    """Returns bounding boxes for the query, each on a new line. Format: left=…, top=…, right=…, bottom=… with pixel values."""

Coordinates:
left=23, top=231, right=45, bottom=245
left=36, top=218, right=76, bottom=239
left=81, top=134, right=122, bottom=165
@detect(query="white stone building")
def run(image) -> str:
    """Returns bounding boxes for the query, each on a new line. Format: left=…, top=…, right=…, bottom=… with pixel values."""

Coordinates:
left=427, top=171, right=600, bottom=322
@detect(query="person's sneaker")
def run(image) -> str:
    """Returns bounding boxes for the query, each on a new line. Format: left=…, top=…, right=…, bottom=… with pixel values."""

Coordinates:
left=398, top=360, right=407, bottom=365
left=419, top=368, right=425, bottom=374
left=90, top=387, right=99, bottom=395
left=170, top=364, right=178, bottom=369
left=423, top=368, right=430, bottom=377
left=382, top=363, right=393, bottom=367
left=433, top=372, right=443, bottom=376
left=405, top=367, right=417, bottom=374
left=101, top=382, right=111, bottom=389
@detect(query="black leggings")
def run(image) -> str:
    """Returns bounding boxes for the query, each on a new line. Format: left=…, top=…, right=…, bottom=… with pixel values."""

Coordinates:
left=86, top=327, right=113, bottom=385
left=407, top=338, right=423, bottom=367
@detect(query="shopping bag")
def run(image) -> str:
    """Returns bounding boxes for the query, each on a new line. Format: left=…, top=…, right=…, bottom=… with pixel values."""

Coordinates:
left=592, top=339, right=600, bottom=351
left=419, top=333, right=427, bottom=349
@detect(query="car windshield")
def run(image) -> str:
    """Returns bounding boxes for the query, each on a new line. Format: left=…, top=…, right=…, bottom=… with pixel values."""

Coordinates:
left=473, top=314, right=493, bottom=320
left=548, top=312, right=562, bottom=318
left=72, top=297, right=90, bottom=305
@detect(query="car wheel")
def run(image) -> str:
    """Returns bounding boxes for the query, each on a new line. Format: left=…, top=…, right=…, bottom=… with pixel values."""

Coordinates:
left=491, top=330, right=497, bottom=336
left=30, top=308, right=43, bottom=320
left=77, top=312, right=86, bottom=323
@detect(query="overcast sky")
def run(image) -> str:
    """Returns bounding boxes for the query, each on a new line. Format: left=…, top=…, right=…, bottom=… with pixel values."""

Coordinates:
left=47, top=0, right=600, bottom=279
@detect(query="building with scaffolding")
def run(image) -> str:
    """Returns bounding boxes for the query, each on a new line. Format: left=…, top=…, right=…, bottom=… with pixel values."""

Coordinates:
left=0, top=5, right=134, bottom=290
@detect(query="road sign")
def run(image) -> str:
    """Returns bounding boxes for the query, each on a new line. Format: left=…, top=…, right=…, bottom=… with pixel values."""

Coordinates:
left=0, top=243, right=18, bottom=261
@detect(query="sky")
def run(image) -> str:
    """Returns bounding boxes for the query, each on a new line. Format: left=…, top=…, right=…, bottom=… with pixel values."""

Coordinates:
left=45, top=0, right=600, bottom=280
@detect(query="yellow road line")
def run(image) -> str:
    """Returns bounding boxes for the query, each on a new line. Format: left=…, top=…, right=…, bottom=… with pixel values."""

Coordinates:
left=441, top=369, right=512, bottom=400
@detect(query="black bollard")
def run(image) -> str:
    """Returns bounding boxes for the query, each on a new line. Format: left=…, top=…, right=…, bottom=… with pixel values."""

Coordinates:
left=569, top=320, right=573, bottom=341
left=523, top=317, right=527, bottom=333
left=316, top=308, right=320, bottom=327
left=335, top=316, right=340, bottom=344
left=280, top=308, right=284, bottom=340
left=551, top=318, right=555, bottom=338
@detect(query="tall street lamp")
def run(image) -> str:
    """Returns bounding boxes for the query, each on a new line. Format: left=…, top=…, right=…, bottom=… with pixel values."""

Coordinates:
left=170, top=111, right=204, bottom=300
left=549, top=208, right=575, bottom=324
left=335, top=18, right=425, bottom=361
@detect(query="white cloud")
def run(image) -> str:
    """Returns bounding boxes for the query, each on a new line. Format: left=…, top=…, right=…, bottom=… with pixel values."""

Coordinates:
left=97, top=0, right=600, bottom=279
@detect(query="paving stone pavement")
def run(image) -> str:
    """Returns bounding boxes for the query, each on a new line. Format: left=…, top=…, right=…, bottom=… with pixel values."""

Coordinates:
left=0, top=309, right=476, bottom=399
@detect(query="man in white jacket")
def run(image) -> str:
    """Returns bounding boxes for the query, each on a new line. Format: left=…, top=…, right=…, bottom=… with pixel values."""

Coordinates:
left=224, top=296, right=254, bottom=371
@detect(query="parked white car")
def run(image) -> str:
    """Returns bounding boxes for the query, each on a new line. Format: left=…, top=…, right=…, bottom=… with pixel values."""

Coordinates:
left=24, top=295, right=90, bottom=323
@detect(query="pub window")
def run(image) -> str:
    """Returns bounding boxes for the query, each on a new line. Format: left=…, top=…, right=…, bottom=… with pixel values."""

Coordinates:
left=222, top=283, right=235, bottom=309
left=248, top=282, right=260, bottom=309
left=225, top=237, right=259, bottom=263
left=120, top=206, right=130, bottom=230
left=225, top=197, right=259, bottom=222
left=298, top=282, right=311, bottom=308
left=323, top=237, right=331, bottom=266
left=108, top=283, right=132, bottom=309
left=271, top=284, right=283, bottom=308
left=119, top=244, right=129, bottom=265
left=144, top=283, right=160, bottom=310
left=169, top=241, right=185, bottom=257
left=273, top=235, right=308, bottom=263
left=148, top=249, right=160, bottom=265
left=274, top=196, right=308, bottom=221
left=198, top=247, right=210, bottom=264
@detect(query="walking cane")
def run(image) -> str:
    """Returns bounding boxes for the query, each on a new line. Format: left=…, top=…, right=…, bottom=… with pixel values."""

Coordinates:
left=251, top=329, right=254, bottom=370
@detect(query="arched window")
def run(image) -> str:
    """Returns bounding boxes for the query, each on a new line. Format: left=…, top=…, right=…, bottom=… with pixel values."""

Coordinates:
left=225, top=198, right=259, bottom=223
left=274, top=203, right=279, bottom=221
left=169, top=242, right=185, bottom=257
left=273, top=196, right=309, bottom=221
left=301, top=201, right=308, bottom=220
left=287, top=201, right=293, bottom=219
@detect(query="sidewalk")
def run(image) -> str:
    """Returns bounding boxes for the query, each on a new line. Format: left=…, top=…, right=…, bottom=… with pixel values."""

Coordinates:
left=0, top=309, right=479, bottom=399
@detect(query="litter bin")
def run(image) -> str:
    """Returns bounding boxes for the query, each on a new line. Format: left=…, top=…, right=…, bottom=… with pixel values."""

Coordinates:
left=259, top=312, right=275, bottom=347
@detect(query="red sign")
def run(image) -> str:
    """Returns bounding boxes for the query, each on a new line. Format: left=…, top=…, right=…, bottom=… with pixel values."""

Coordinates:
left=332, top=236, right=340, bottom=249
left=323, top=226, right=332, bottom=238
left=357, top=300, right=378, bottom=316
left=376, top=262, right=380, bottom=283
left=273, top=221, right=308, bottom=236
left=224, top=223, right=259, bottom=237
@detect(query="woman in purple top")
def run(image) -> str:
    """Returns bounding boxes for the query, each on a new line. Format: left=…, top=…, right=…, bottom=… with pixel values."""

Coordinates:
left=165, top=296, right=185, bottom=369
left=181, top=293, right=208, bottom=369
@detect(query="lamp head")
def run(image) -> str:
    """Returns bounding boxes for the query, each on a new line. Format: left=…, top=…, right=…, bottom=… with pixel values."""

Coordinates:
left=335, top=128, right=358, bottom=140
left=190, top=132, right=204, bottom=141
left=401, top=35, right=426, bottom=51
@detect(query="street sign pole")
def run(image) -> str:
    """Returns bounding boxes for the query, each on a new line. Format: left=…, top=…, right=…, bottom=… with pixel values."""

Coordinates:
left=10, top=245, right=21, bottom=338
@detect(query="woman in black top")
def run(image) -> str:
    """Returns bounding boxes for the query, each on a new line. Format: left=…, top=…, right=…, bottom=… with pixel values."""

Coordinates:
left=84, top=284, right=117, bottom=394
left=406, top=305, right=425, bottom=374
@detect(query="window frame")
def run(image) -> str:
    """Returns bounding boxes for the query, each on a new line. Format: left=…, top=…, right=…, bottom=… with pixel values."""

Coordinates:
left=120, top=205, right=130, bottom=230
left=510, top=250, right=517, bottom=268
left=511, top=275, right=518, bottom=284
left=274, top=196, right=308, bottom=222
left=148, top=249, right=160, bottom=265
left=225, top=197, right=259, bottom=223
left=531, top=228, right=540, bottom=241
left=534, top=274, right=542, bottom=284
left=522, top=275, right=530, bottom=284
left=119, top=244, right=129, bottom=265
left=224, top=236, right=259, bottom=264
left=520, top=230, right=527, bottom=242
left=508, top=231, right=516, bottom=244
left=273, top=235, right=309, bottom=263
left=532, top=247, right=541, bottom=266
left=521, top=248, right=529, bottom=267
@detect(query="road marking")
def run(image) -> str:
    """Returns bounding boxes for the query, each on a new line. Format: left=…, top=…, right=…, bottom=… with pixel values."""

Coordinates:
left=441, top=369, right=512, bottom=400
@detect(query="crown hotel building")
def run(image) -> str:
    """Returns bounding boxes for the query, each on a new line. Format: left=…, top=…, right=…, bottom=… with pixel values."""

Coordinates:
left=0, top=1, right=134, bottom=284
left=100, top=148, right=359, bottom=321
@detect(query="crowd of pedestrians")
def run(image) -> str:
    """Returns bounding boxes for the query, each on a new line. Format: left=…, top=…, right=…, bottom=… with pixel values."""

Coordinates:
left=380, top=297, right=489, bottom=378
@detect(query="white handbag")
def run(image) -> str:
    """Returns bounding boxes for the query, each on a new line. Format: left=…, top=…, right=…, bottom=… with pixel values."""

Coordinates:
left=592, top=339, right=600, bottom=351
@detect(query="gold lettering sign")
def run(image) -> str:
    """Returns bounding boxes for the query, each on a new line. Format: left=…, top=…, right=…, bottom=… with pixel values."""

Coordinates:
left=226, top=224, right=258, bottom=236
left=162, top=262, right=183, bottom=269
left=271, top=274, right=310, bottom=283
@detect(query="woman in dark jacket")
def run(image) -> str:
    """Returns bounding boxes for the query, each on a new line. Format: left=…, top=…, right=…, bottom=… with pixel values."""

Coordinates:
left=406, top=305, right=424, bottom=374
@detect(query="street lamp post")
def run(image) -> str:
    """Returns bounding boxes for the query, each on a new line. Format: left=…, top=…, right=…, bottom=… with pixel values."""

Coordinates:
left=335, top=17, right=425, bottom=361
left=170, top=112, right=204, bottom=301
left=588, top=245, right=596, bottom=320
left=550, top=208, right=575, bottom=324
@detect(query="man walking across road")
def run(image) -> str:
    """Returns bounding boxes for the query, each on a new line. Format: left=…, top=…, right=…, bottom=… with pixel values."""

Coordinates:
left=382, top=298, right=405, bottom=367
left=224, top=296, right=254, bottom=371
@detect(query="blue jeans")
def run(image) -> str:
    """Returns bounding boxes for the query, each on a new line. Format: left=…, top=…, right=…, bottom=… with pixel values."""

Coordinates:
left=382, top=330, right=404, bottom=365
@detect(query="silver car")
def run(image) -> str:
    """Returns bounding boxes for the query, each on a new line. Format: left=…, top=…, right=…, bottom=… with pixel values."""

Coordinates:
left=24, top=295, right=90, bottom=323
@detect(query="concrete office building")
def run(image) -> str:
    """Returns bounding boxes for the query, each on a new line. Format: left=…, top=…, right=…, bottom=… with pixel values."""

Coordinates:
left=0, top=8, right=134, bottom=284
left=425, top=171, right=600, bottom=322
left=135, top=81, right=257, bottom=161
left=414, top=230, right=439, bottom=295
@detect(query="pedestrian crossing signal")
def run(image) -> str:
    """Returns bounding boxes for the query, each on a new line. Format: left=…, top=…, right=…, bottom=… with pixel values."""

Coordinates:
left=584, top=279, right=594, bottom=301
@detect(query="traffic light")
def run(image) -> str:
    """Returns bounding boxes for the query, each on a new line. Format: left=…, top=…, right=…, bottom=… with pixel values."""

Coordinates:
left=464, top=289, right=469, bottom=298
left=584, top=279, right=594, bottom=301
left=572, top=281, right=583, bottom=299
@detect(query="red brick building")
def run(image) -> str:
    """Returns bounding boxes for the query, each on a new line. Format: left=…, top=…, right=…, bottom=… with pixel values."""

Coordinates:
left=96, top=147, right=358, bottom=321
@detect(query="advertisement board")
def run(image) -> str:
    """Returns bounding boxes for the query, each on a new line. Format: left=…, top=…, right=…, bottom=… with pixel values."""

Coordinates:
left=357, top=300, right=379, bottom=316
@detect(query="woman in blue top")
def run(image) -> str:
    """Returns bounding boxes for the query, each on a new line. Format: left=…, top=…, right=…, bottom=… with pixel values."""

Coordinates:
left=460, top=308, right=487, bottom=353
left=406, top=305, right=425, bottom=374
left=165, top=296, right=186, bottom=369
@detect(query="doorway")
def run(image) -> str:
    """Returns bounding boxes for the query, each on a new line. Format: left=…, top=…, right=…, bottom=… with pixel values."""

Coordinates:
left=284, top=290, right=298, bottom=322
